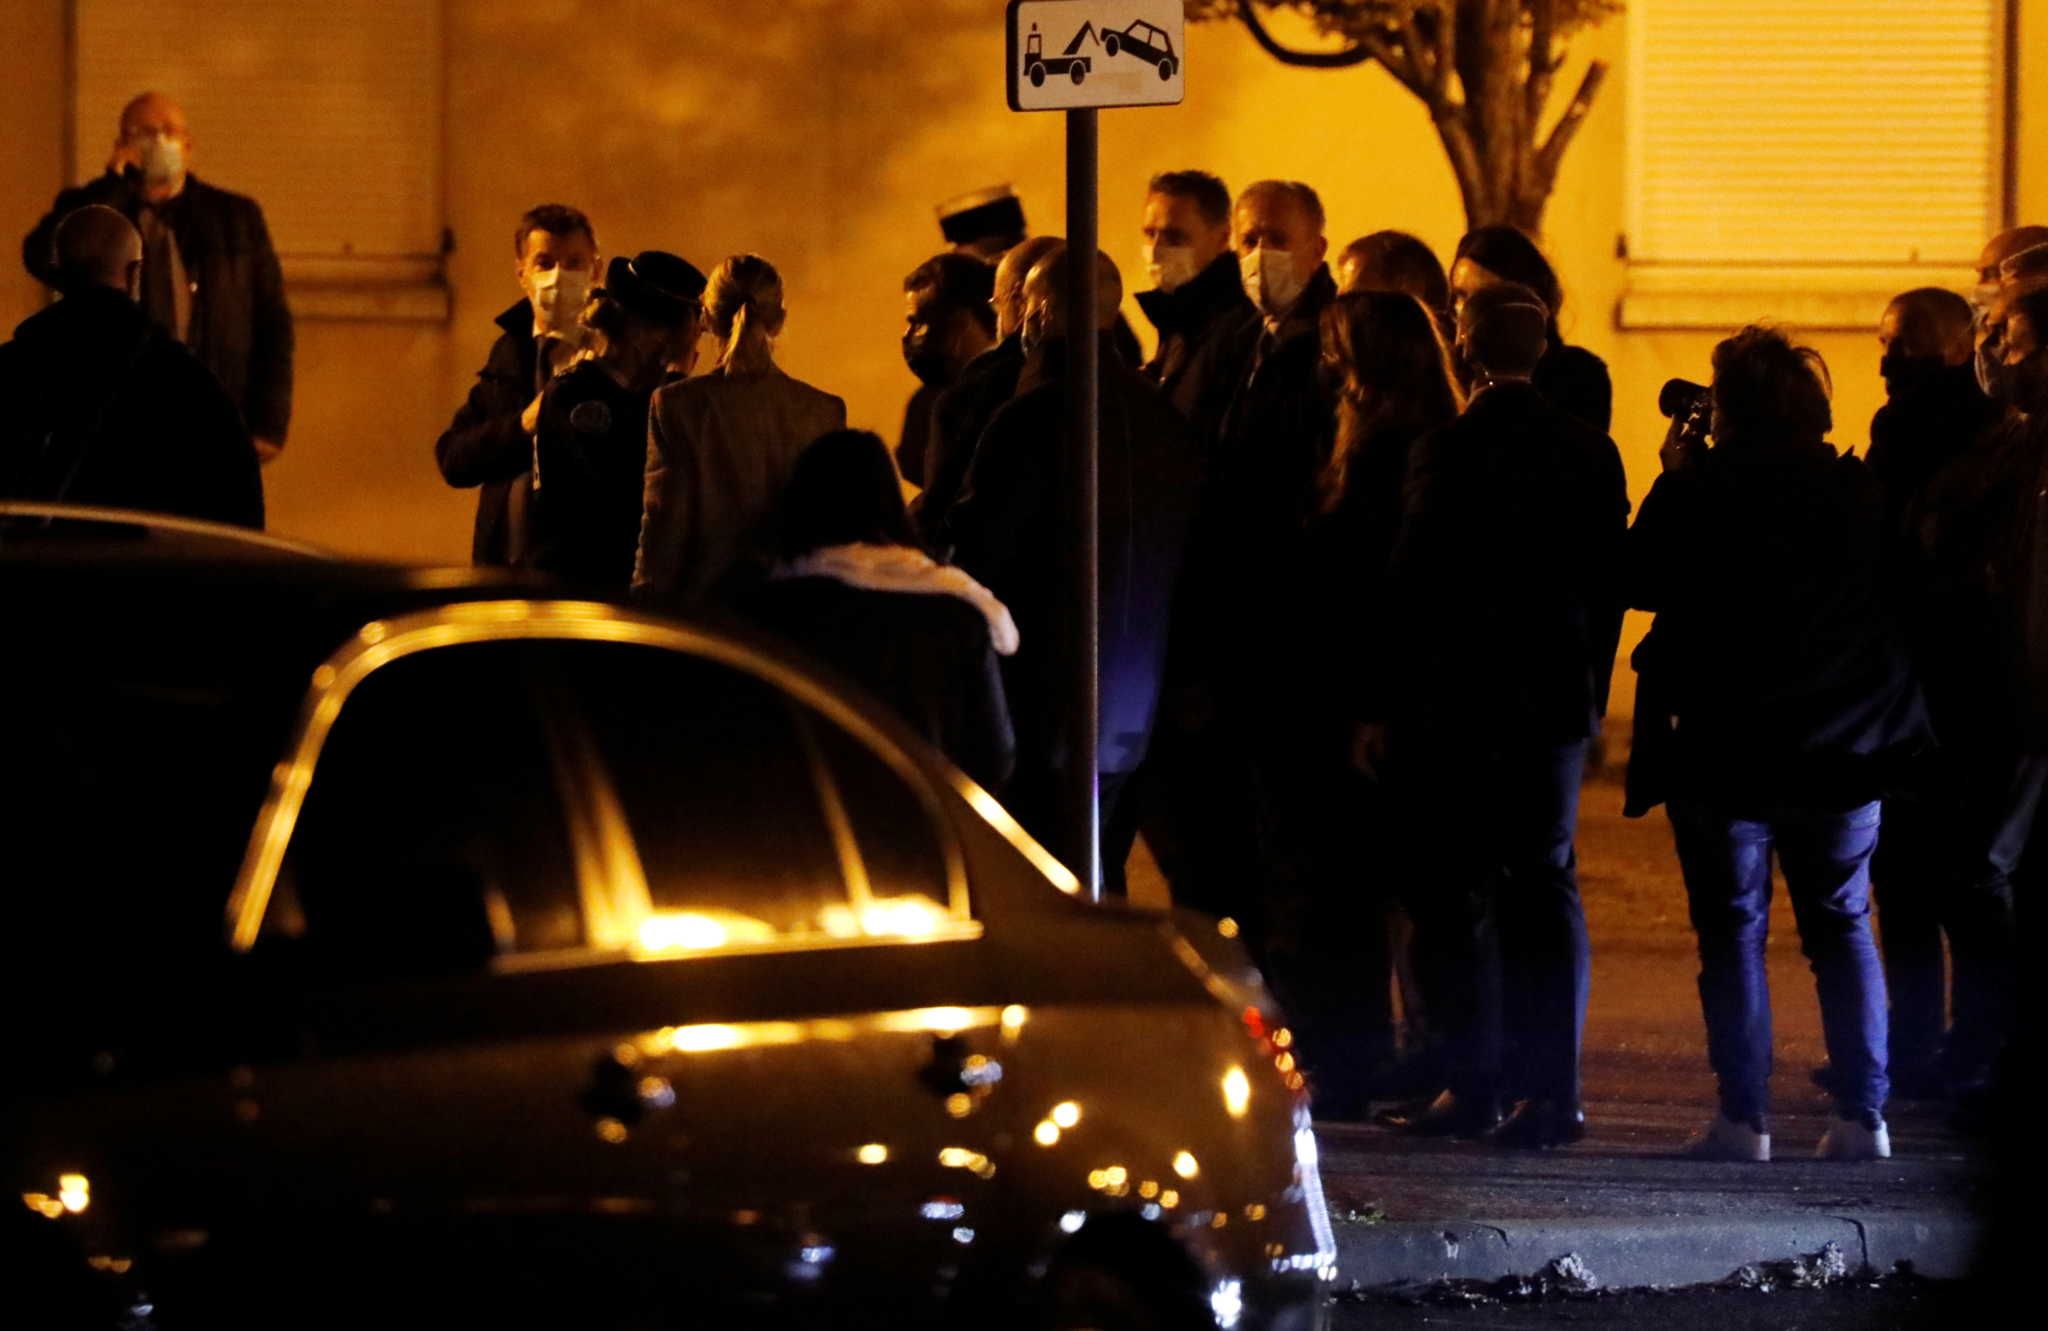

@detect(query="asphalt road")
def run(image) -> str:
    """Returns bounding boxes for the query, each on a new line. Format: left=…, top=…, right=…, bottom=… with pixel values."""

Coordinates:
left=1330, top=1279, right=1973, bottom=1329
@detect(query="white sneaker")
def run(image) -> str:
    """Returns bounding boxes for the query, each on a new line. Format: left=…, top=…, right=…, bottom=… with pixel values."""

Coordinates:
left=1816, top=1115, right=1891, bottom=1161
left=1683, top=1114, right=1771, bottom=1161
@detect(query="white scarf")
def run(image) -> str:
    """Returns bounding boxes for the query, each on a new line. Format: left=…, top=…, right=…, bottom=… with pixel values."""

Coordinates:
left=774, top=543, right=1020, bottom=656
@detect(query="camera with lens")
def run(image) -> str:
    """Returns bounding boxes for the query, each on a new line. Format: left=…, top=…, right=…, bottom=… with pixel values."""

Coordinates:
left=1659, top=377, right=1709, bottom=421
left=1658, top=377, right=1712, bottom=468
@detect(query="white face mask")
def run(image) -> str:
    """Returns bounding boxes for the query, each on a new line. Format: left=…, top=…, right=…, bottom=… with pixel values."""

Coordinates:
left=1142, top=243, right=1200, bottom=294
left=139, top=135, right=184, bottom=186
left=1241, top=246, right=1306, bottom=317
left=528, top=265, right=594, bottom=336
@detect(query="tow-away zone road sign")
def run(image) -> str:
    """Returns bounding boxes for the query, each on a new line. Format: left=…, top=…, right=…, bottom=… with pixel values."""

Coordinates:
left=1006, top=0, right=1186, bottom=112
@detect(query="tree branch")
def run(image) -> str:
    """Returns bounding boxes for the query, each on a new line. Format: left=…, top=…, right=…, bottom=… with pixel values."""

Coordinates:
left=1534, top=58, right=1609, bottom=183
left=1234, top=0, right=1377, bottom=68
left=1435, top=110, right=1490, bottom=224
left=1526, top=0, right=1557, bottom=132
left=1396, top=6, right=1439, bottom=96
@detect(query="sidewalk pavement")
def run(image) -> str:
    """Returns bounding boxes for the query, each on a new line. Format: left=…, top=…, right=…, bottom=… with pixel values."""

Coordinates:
left=1132, top=767, right=1994, bottom=1292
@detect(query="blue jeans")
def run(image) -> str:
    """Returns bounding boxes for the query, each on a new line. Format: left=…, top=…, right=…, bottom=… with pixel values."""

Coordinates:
left=1668, top=799, right=1888, bottom=1122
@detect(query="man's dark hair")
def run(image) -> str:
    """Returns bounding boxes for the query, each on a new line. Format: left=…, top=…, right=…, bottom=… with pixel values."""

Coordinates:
left=514, top=203, right=596, bottom=258
left=1461, top=281, right=1550, bottom=378
left=1710, top=325, right=1834, bottom=452
left=1455, top=225, right=1564, bottom=335
left=1342, top=230, right=1451, bottom=330
left=904, top=253, right=997, bottom=338
left=779, top=429, right=918, bottom=558
left=1147, top=170, right=1231, bottom=228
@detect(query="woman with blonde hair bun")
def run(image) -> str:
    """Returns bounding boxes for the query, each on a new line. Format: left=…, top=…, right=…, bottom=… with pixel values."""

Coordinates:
left=633, top=252, right=846, bottom=605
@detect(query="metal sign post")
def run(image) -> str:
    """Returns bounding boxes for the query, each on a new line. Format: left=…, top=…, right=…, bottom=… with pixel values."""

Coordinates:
left=1007, top=0, right=1184, bottom=901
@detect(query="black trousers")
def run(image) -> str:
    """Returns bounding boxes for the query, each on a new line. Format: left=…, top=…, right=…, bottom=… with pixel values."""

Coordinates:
left=1871, top=749, right=2042, bottom=1083
left=1397, top=736, right=1592, bottom=1107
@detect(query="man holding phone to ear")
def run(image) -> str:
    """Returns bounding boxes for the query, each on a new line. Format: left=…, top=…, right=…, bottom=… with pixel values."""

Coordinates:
left=23, top=91, right=293, bottom=465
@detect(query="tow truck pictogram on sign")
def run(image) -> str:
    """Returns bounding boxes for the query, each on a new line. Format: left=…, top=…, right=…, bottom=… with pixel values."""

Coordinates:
left=1006, top=1, right=1185, bottom=112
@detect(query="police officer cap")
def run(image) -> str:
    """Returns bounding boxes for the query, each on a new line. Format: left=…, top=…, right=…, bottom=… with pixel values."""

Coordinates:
left=604, top=251, right=707, bottom=323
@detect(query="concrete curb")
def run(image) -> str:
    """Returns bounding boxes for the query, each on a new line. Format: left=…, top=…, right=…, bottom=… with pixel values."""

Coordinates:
left=1334, top=1211, right=1984, bottom=1290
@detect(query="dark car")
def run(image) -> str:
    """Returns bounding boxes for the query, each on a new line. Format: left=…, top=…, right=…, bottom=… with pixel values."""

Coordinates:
left=2, top=506, right=1336, bottom=1330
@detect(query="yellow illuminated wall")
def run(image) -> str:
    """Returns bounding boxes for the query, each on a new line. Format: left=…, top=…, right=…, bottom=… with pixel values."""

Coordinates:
left=4, top=1, right=2047, bottom=719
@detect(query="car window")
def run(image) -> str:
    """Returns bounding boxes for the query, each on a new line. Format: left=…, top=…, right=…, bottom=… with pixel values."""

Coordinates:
left=269, top=642, right=585, bottom=974
left=549, top=640, right=964, bottom=951
left=262, top=636, right=966, bottom=976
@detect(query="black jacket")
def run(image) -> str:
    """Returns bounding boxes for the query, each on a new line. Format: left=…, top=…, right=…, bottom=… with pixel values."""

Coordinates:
left=0, top=287, right=263, bottom=527
left=951, top=333, right=1201, bottom=776
left=436, top=300, right=541, bottom=565
left=1306, top=418, right=1440, bottom=724
left=1388, top=381, right=1629, bottom=744
left=1867, top=364, right=2005, bottom=556
left=1533, top=342, right=1612, bottom=435
left=25, top=172, right=293, bottom=443
left=1627, top=444, right=1929, bottom=814
left=524, top=360, right=653, bottom=592
left=1135, top=250, right=1258, bottom=449
left=747, top=575, right=1016, bottom=792
left=912, top=335, right=1025, bottom=551
left=894, top=380, right=945, bottom=488
left=1177, top=264, right=1339, bottom=698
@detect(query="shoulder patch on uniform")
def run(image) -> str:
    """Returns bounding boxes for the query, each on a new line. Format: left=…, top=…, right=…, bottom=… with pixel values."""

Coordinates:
left=569, top=399, right=612, bottom=435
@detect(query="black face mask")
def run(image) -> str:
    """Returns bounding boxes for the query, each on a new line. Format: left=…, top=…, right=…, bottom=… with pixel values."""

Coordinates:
left=1879, top=352, right=1948, bottom=401
left=901, top=327, right=950, bottom=387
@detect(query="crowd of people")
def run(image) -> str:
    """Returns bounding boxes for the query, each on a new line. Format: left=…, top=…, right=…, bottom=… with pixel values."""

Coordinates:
left=8, top=90, right=2048, bottom=1169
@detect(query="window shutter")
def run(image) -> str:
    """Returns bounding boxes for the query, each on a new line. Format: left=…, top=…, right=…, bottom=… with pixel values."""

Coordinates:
left=71, top=0, right=443, bottom=266
left=1626, top=0, right=2003, bottom=266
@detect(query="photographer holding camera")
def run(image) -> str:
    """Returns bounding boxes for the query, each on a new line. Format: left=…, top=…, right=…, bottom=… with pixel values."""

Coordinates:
left=1626, top=326, right=1930, bottom=1162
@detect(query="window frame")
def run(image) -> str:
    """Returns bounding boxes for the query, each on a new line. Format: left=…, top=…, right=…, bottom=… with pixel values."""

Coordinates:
left=226, top=601, right=982, bottom=970
left=1619, top=0, right=2016, bottom=330
left=65, top=0, right=451, bottom=323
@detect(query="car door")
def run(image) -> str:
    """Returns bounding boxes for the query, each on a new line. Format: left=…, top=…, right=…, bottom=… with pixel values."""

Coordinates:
left=200, top=611, right=1031, bottom=1317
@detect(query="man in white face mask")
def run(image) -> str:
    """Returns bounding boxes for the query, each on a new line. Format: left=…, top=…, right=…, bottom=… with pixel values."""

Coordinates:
left=1133, top=170, right=1255, bottom=444
left=23, top=91, right=295, bottom=464
left=435, top=203, right=603, bottom=566
left=1153, top=179, right=1338, bottom=967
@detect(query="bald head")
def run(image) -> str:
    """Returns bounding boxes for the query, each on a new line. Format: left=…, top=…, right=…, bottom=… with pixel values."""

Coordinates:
left=1457, top=281, right=1549, bottom=380
left=994, top=236, right=1063, bottom=340
left=1881, top=288, right=1975, bottom=366
left=1025, top=246, right=1123, bottom=337
left=54, top=205, right=143, bottom=295
left=1980, top=226, right=2048, bottom=286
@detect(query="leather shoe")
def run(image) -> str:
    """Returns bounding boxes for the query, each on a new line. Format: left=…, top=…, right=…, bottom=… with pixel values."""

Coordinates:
left=1492, top=1097, right=1586, bottom=1149
left=1376, top=1089, right=1502, bottom=1139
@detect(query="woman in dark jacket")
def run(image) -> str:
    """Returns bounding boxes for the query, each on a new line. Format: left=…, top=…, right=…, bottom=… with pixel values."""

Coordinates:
left=1450, top=226, right=1611, bottom=432
left=1281, top=289, right=1464, bottom=1119
left=747, top=429, right=1017, bottom=793
left=525, top=251, right=705, bottom=589
left=1628, top=327, right=1930, bottom=1164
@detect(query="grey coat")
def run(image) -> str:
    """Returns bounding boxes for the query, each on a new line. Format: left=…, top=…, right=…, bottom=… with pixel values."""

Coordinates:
left=633, top=365, right=846, bottom=605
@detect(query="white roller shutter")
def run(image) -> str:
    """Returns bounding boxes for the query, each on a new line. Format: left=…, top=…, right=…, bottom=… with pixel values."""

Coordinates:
left=71, top=0, right=444, bottom=271
left=1626, top=0, right=2003, bottom=266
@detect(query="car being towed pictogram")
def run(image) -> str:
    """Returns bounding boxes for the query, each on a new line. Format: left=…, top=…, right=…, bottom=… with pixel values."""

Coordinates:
left=1103, top=19, right=1178, bottom=79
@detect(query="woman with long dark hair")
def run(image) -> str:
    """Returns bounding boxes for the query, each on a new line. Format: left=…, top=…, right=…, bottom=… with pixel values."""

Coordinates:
left=1283, top=290, right=1465, bottom=1119
left=1451, top=226, right=1611, bottom=432
left=747, top=429, right=1016, bottom=793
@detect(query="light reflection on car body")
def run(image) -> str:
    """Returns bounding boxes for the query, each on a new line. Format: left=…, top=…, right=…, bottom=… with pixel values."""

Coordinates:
left=1, top=511, right=1337, bottom=1329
